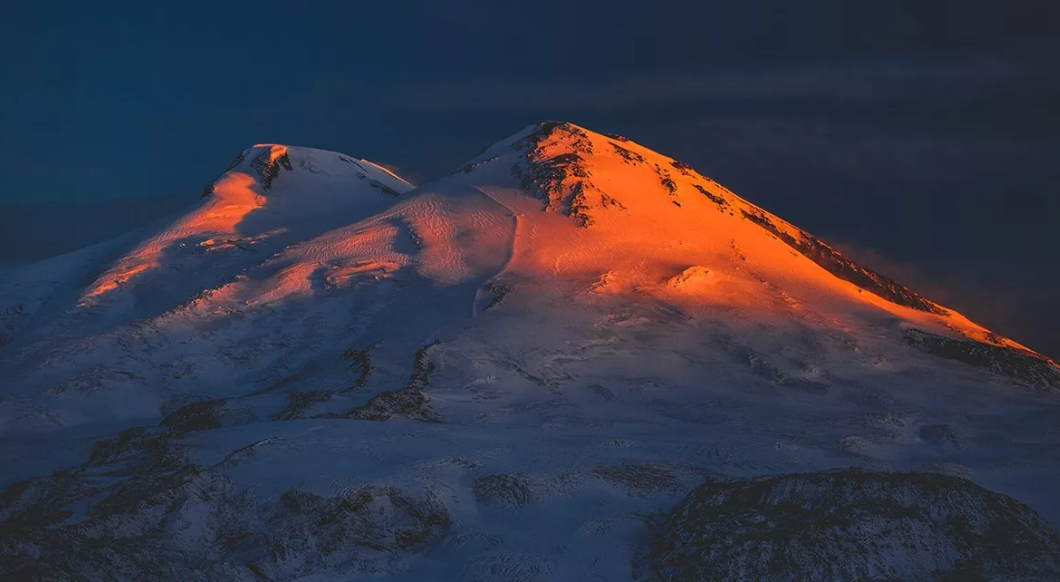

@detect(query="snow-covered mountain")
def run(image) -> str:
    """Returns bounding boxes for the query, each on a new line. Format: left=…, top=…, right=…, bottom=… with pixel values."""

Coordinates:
left=2, top=122, right=1059, bottom=581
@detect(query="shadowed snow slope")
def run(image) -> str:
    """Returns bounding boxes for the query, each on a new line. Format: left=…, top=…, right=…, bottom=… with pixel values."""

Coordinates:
left=1, top=123, right=1059, bottom=581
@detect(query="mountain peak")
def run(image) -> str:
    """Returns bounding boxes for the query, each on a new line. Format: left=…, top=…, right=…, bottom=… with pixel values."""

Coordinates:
left=4, top=121, right=1060, bottom=581
left=69, top=144, right=413, bottom=307
left=203, top=144, right=410, bottom=198
left=458, top=120, right=685, bottom=227
left=447, top=121, right=1048, bottom=360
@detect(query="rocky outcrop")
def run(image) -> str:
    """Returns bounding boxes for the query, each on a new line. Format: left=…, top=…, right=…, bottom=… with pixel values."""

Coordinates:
left=347, top=342, right=443, bottom=422
left=0, top=423, right=447, bottom=582
left=507, top=121, right=638, bottom=227
left=642, top=469, right=1060, bottom=582
left=905, top=328, right=1060, bottom=390
left=249, top=146, right=293, bottom=191
left=740, top=208, right=945, bottom=314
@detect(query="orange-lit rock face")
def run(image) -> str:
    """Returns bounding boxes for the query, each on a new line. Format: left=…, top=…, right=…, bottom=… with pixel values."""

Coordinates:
left=448, top=121, right=1038, bottom=356
left=262, top=144, right=289, bottom=166
left=73, top=126, right=1037, bottom=365
left=5, top=129, right=1060, bottom=582
left=4, top=126, right=1059, bottom=453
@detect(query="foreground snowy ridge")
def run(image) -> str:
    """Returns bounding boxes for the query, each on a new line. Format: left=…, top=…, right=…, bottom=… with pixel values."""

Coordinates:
left=1, top=122, right=1058, bottom=581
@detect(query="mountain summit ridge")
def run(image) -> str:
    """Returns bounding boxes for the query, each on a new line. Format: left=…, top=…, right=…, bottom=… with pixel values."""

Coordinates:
left=2, top=121, right=1060, bottom=582
left=476, top=121, right=940, bottom=311
left=1, top=121, right=1057, bottom=408
left=447, top=121, right=1047, bottom=357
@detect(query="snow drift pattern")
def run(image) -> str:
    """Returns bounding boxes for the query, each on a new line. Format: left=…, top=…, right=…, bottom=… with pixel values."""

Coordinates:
left=1, top=121, right=1059, bottom=581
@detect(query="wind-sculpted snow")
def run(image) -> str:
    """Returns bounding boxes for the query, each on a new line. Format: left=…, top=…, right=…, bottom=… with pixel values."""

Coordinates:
left=2, top=124, right=1060, bottom=581
left=642, top=469, right=1060, bottom=582
left=77, top=144, right=408, bottom=308
left=452, top=122, right=1043, bottom=357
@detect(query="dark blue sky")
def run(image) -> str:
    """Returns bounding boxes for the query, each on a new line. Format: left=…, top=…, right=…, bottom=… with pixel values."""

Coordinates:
left=1, top=1, right=1058, bottom=356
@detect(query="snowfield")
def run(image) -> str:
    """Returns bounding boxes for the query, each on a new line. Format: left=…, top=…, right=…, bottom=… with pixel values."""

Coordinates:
left=1, top=122, right=1059, bottom=581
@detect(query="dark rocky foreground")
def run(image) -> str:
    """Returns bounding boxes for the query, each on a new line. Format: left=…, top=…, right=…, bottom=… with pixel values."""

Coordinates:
left=0, top=424, right=449, bottom=582
left=6, top=442, right=1060, bottom=582
left=640, top=469, right=1060, bottom=582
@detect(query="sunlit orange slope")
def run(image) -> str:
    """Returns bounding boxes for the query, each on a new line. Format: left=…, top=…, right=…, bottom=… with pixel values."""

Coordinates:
left=2, top=122, right=1057, bottom=439
left=445, top=121, right=1050, bottom=363
left=78, top=144, right=411, bottom=307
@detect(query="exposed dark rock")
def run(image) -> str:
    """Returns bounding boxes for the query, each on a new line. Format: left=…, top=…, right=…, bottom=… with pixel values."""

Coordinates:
left=517, top=121, right=594, bottom=156
left=202, top=152, right=249, bottom=198
left=654, top=164, right=677, bottom=194
left=740, top=208, right=945, bottom=314
left=0, top=418, right=446, bottom=581
left=919, top=424, right=963, bottom=447
left=670, top=160, right=695, bottom=176
left=1, top=474, right=445, bottom=581
left=905, top=329, right=1060, bottom=390
left=249, top=149, right=292, bottom=191
left=643, top=469, right=1060, bottom=582
left=160, top=399, right=226, bottom=434
left=692, top=183, right=729, bottom=208
left=273, top=343, right=382, bottom=420
left=225, top=151, right=248, bottom=172
left=1, top=425, right=201, bottom=559
left=599, top=192, right=626, bottom=210
left=341, top=342, right=380, bottom=393
left=346, top=386, right=438, bottom=422
left=0, top=303, right=26, bottom=347
left=368, top=179, right=400, bottom=196
left=456, top=154, right=499, bottom=174
left=274, top=390, right=331, bottom=421
left=261, top=486, right=449, bottom=575
left=611, top=142, right=646, bottom=165
left=594, top=464, right=680, bottom=497
left=483, top=281, right=514, bottom=310
left=472, top=473, right=533, bottom=507
left=731, top=348, right=786, bottom=383
left=590, top=384, right=616, bottom=401
left=511, top=122, right=599, bottom=227
left=347, top=342, right=442, bottom=422
left=566, top=182, right=595, bottom=228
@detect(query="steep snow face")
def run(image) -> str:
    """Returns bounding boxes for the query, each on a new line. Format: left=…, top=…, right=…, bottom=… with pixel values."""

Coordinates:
left=451, top=121, right=1040, bottom=355
left=79, top=144, right=410, bottom=308
left=2, top=125, right=1060, bottom=582
left=0, top=145, right=410, bottom=343
left=0, top=144, right=413, bottom=430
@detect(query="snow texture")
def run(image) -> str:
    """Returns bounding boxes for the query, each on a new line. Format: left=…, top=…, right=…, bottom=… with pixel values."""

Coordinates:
left=2, top=122, right=1059, bottom=581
